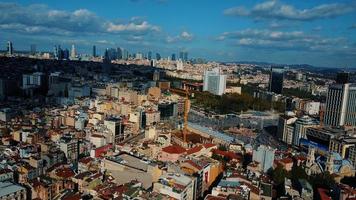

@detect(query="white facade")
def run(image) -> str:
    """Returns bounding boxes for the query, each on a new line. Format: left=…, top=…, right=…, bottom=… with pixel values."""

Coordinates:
left=203, top=68, right=227, bottom=96
left=22, top=72, right=44, bottom=89
left=303, top=101, right=320, bottom=115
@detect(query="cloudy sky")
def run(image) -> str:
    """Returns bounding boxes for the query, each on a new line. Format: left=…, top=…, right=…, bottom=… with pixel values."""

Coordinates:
left=0, top=0, right=356, bottom=67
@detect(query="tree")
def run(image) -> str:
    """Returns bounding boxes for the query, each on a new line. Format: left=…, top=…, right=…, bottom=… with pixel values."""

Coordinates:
left=271, top=165, right=289, bottom=185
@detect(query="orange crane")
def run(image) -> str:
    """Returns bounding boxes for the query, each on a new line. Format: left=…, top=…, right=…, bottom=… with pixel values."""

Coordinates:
left=183, top=88, right=191, bottom=143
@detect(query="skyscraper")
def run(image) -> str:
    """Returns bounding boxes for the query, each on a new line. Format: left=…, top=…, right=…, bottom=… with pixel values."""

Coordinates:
left=336, top=72, right=350, bottom=84
left=171, top=53, right=176, bottom=61
left=203, top=68, right=227, bottom=96
left=7, top=41, right=13, bottom=55
left=71, top=44, right=76, bottom=58
left=252, top=145, right=276, bottom=172
left=183, top=51, right=188, bottom=61
left=117, top=47, right=122, bottom=59
left=92, top=45, right=96, bottom=57
left=148, top=51, right=152, bottom=60
left=179, top=51, right=184, bottom=60
left=30, top=44, right=36, bottom=55
left=324, top=83, right=356, bottom=127
left=156, top=53, right=161, bottom=60
left=269, top=66, right=284, bottom=94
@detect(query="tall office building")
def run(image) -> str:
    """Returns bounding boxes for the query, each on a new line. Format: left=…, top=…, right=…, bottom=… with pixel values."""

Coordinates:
left=269, top=66, right=284, bottom=94
left=203, top=68, right=227, bottom=96
left=71, top=44, right=76, bottom=58
left=117, top=47, right=122, bottom=59
left=292, top=115, right=319, bottom=146
left=30, top=44, right=36, bottom=55
left=122, top=49, right=129, bottom=60
left=147, top=51, right=152, bottom=60
left=92, top=45, right=96, bottom=57
left=171, top=53, right=176, bottom=61
left=156, top=53, right=161, bottom=60
left=179, top=51, right=184, bottom=60
left=252, top=145, right=276, bottom=172
left=336, top=72, right=350, bottom=84
left=7, top=41, right=13, bottom=55
left=104, top=117, right=125, bottom=144
left=183, top=51, right=188, bottom=61
left=324, top=83, right=356, bottom=127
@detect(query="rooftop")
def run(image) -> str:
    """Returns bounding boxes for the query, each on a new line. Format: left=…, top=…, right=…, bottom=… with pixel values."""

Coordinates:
left=0, top=181, right=25, bottom=197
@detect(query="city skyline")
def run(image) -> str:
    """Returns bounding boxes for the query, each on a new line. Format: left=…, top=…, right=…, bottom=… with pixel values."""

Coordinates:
left=0, top=0, right=355, bottom=67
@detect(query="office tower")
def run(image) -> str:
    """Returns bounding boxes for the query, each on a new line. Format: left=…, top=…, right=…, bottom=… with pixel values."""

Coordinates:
left=324, top=83, right=356, bottom=127
left=156, top=53, right=161, bottom=60
left=71, top=44, right=76, bottom=58
left=92, top=45, right=96, bottom=57
left=60, top=136, right=79, bottom=163
left=122, top=49, right=129, bottom=60
left=336, top=72, right=350, bottom=84
left=269, top=66, right=284, bottom=94
left=63, top=49, right=69, bottom=60
left=7, top=41, right=13, bottom=55
left=292, top=115, right=318, bottom=146
left=171, top=53, right=176, bottom=61
left=203, top=68, right=227, bottom=96
left=117, top=47, right=122, bottom=59
left=179, top=51, right=184, bottom=60
left=176, top=60, right=184, bottom=70
left=104, top=117, right=125, bottom=143
left=135, top=52, right=143, bottom=60
left=153, top=70, right=160, bottom=81
left=30, top=44, right=36, bottom=55
left=252, top=145, right=276, bottom=172
left=53, top=45, right=58, bottom=59
left=148, top=51, right=152, bottom=60
left=183, top=51, right=188, bottom=61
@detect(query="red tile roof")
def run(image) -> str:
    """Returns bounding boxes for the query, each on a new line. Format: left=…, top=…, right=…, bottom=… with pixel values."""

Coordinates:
left=184, top=160, right=203, bottom=170
left=212, top=149, right=241, bottom=160
left=162, top=145, right=186, bottom=154
left=186, top=145, right=203, bottom=155
left=55, top=167, right=75, bottom=179
left=203, top=143, right=216, bottom=148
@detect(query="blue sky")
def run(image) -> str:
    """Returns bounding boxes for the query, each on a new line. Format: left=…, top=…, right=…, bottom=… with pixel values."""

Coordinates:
left=0, top=0, right=356, bottom=67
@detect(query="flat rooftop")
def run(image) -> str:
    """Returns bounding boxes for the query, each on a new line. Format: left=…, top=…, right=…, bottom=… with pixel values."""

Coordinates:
left=0, top=181, right=25, bottom=197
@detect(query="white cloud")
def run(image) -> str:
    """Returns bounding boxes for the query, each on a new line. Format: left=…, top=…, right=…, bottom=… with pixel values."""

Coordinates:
left=224, top=0, right=356, bottom=21
left=166, top=31, right=194, bottom=43
left=0, top=2, right=160, bottom=36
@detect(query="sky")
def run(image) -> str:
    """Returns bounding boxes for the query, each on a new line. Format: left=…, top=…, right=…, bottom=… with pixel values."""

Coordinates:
left=0, top=0, right=356, bottom=67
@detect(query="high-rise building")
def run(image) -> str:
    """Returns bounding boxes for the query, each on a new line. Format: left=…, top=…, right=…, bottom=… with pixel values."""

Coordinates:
left=269, top=66, right=284, bottom=94
left=30, top=44, right=36, bottom=55
left=183, top=51, right=188, bottom=61
left=179, top=51, right=184, bottom=60
left=252, top=145, right=275, bottom=172
left=148, top=51, right=152, bottom=60
left=70, top=44, right=76, bottom=58
left=156, top=53, right=161, bottom=60
left=324, top=83, right=356, bottom=127
left=92, top=45, right=96, bottom=57
left=292, top=115, right=319, bottom=146
left=171, top=53, right=176, bottom=61
left=117, top=47, right=122, bottom=59
left=60, top=136, right=79, bottom=163
left=135, top=52, right=143, bottom=60
left=63, top=48, right=69, bottom=60
left=336, top=72, right=350, bottom=84
left=104, top=117, right=125, bottom=144
left=7, top=41, right=13, bottom=55
left=153, top=70, right=160, bottom=81
left=122, top=49, right=129, bottom=60
left=203, top=68, right=226, bottom=96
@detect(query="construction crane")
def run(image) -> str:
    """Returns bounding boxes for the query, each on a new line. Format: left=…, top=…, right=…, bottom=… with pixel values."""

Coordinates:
left=168, top=87, right=191, bottom=144
left=183, top=88, right=191, bottom=143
